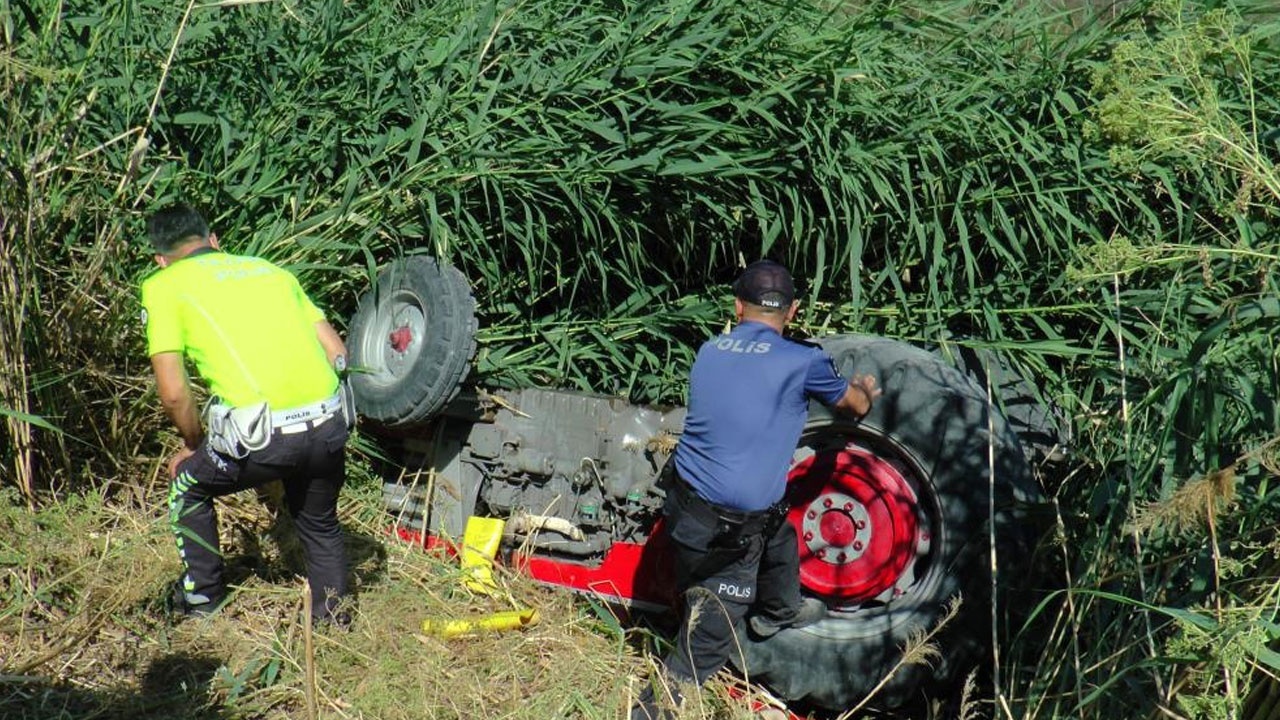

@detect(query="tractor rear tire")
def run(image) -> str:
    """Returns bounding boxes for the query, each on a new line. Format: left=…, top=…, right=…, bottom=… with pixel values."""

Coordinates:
left=735, top=334, right=1044, bottom=712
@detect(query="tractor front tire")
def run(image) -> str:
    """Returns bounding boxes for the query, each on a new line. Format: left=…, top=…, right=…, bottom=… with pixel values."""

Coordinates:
left=348, top=256, right=477, bottom=428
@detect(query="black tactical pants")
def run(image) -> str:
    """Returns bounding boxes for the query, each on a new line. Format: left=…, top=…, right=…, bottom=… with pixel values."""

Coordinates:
left=660, top=476, right=801, bottom=684
left=170, top=414, right=349, bottom=619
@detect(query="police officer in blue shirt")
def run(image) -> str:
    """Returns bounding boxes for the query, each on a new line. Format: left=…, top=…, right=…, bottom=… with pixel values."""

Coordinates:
left=634, top=260, right=880, bottom=719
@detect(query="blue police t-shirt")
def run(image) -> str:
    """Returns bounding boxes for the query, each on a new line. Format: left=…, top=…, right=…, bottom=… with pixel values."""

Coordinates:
left=673, top=321, right=849, bottom=512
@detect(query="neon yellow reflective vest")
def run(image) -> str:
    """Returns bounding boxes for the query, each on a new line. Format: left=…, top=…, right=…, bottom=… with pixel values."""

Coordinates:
left=141, top=250, right=337, bottom=409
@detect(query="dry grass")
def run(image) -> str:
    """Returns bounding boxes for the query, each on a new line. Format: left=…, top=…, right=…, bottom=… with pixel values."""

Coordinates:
left=834, top=595, right=962, bottom=720
left=0, top=474, right=705, bottom=720
left=1128, top=467, right=1238, bottom=538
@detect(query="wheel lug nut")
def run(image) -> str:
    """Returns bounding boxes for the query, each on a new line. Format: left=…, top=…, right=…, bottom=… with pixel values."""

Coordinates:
left=837, top=552, right=847, bottom=562
left=806, top=510, right=817, bottom=520
left=816, top=549, right=827, bottom=559
left=803, top=531, right=813, bottom=542
left=852, top=541, right=863, bottom=551
left=843, top=502, right=854, bottom=511
left=855, top=520, right=866, bottom=530
left=822, top=498, right=833, bottom=508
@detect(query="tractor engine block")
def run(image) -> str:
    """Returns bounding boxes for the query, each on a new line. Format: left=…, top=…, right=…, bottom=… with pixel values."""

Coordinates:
left=384, top=387, right=685, bottom=558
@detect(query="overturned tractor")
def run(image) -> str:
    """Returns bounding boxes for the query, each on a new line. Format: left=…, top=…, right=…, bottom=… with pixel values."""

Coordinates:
left=349, top=256, right=1053, bottom=713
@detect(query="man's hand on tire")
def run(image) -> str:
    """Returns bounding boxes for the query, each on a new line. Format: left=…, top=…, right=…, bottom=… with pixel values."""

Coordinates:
left=837, top=373, right=882, bottom=416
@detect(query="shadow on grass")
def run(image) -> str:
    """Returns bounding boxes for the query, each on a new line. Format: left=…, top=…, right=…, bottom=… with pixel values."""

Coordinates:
left=228, top=499, right=389, bottom=603
left=345, top=523, right=390, bottom=591
left=0, top=652, right=223, bottom=720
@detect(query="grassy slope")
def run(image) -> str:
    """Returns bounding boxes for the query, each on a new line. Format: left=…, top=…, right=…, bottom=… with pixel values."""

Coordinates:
left=0, top=479, right=704, bottom=720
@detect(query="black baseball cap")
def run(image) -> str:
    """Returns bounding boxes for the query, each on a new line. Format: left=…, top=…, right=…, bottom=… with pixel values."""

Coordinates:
left=733, top=260, right=795, bottom=309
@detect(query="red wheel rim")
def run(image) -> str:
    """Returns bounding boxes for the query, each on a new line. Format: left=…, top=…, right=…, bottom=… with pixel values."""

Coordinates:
left=786, top=444, right=926, bottom=602
left=389, top=325, right=413, bottom=353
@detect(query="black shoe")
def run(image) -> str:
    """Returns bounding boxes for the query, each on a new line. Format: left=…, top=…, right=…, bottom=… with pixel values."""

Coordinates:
left=748, top=597, right=827, bottom=638
left=630, top=682, right=679, bottom=720
left=168, top=580, right=225, bottom=620
left=314, top=610, right=353, bottom=632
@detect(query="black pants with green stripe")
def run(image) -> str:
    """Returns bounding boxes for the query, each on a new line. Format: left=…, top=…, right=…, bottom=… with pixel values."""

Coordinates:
left=170, top=415, right=349, bottom=619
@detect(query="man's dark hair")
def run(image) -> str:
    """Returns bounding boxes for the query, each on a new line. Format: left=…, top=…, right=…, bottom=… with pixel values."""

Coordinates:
left=147, top=203, right=209, bottom=254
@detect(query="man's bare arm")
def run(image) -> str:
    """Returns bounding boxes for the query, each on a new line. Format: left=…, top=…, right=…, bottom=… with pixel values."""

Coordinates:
left=151, top=352, right=202, bottom=450
left=833, top=373, right=882, bottom=417
left=315, top=320, right=348, bottom=368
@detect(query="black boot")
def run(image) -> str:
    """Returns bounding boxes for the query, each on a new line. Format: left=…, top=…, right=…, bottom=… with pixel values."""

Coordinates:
left=631, top=678, right=683, bottom=720
left=168, top=577, right=225, bottom=620
left=748, top=596, right=827, bottom=638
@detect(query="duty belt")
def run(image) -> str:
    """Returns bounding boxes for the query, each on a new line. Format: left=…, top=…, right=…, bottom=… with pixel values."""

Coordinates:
left=206, top=392, right=343, bottom=458
left=272, top=393, right=342, bottom=431
left=671, top=473, right=781, bottom=538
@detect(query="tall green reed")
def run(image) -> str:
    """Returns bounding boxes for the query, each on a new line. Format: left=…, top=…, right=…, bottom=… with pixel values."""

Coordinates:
left=4, top=0, right=1280, bottom=716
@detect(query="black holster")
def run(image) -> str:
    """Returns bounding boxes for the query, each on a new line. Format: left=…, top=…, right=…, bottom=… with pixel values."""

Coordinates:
left=668, top=472, right=783, bottom=551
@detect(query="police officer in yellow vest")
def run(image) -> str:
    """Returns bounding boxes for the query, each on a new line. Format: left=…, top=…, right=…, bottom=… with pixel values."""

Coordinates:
left=142, top=203, right=352, bottom=623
